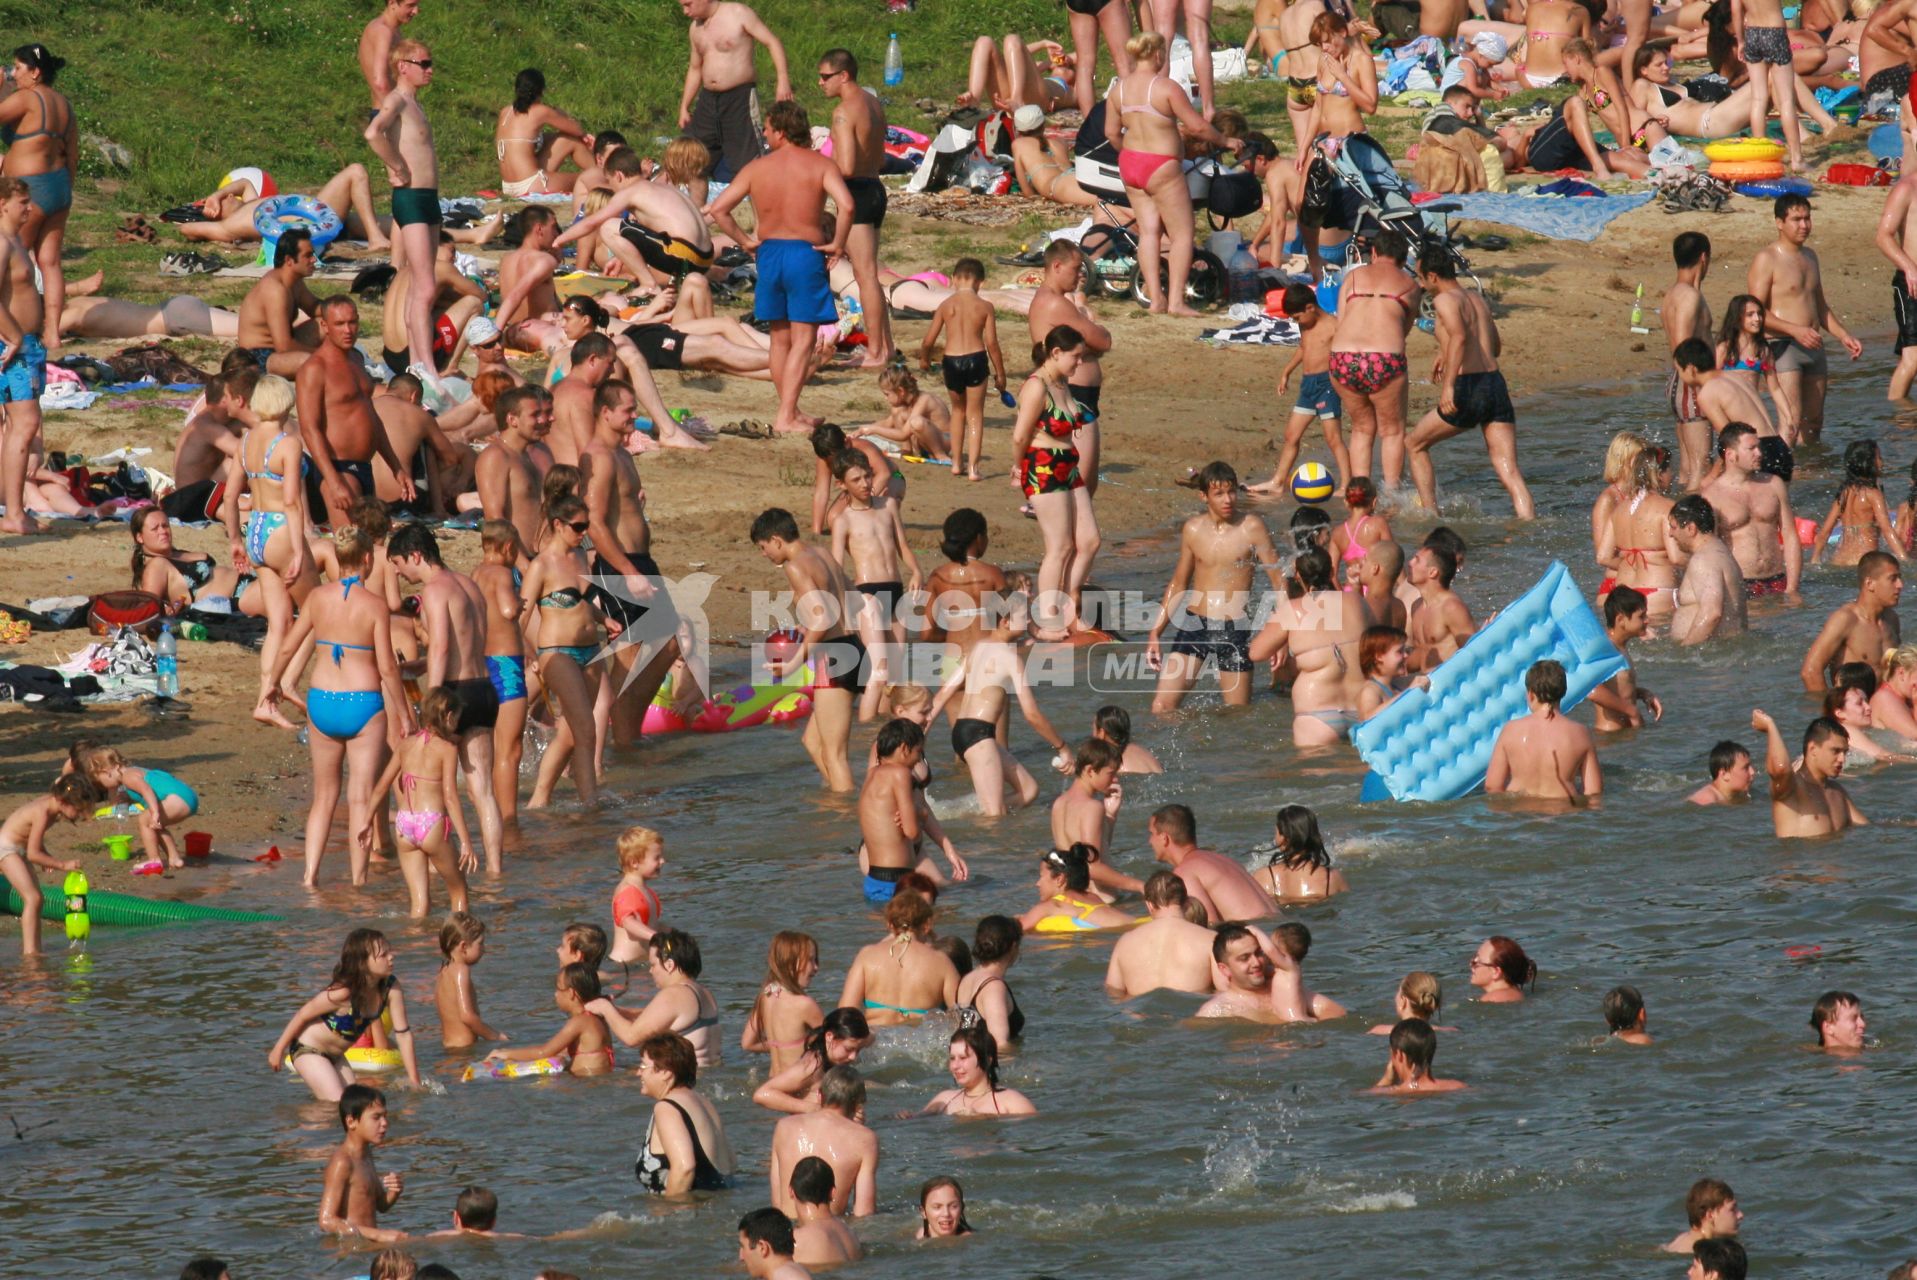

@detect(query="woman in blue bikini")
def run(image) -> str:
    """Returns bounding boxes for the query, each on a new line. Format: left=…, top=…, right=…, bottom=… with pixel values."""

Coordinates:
left=838, top=892, right=959, bottom=1027
left=221, top=375, right=319, bottom=731
left=267, top=527, right=409, bottom=890
left=520, top=493, right=604, bottom=810
left=0, top=45, right=76, bottom=351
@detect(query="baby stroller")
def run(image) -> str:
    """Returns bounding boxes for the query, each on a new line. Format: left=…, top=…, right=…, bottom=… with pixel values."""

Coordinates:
left=1070, top=102, right=1260, bottom=310
left=1305, top=132, right=1478, bottom=297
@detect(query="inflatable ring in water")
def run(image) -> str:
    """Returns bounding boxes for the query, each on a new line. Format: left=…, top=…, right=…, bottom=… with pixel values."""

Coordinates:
left=253, top=194, right=344, bottom=258
left=1703, top=138, right=1787, bottom=163
left=461, top=1056, right=567, bottom=1082
left=345, top=1046, right=404, bottom=1073
left=1735, top=178, right=1813, bottom=199
left=1709, top=160, right=1787, bottom=182
left=641, top=670, right=813, bottom=735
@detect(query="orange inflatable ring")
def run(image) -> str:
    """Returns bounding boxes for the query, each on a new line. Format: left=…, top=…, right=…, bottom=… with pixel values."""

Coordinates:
left=1709, top=160, right=1787, bottom=182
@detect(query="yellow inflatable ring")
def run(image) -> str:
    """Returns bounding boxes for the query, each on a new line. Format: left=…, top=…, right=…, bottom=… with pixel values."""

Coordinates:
left=1709, top=160, right=1787, bottom=182
left=345, top=1046, right=404, bottom=1073
left=1703, top=138, right=1786, bottom=163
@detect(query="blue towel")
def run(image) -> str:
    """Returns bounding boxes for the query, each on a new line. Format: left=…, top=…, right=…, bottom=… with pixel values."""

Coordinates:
left=1439, top=191, right=1653, bottom=242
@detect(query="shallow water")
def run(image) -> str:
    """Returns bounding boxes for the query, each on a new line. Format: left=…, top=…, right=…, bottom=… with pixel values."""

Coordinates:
left=7, top=336, right=1917, bottom=1279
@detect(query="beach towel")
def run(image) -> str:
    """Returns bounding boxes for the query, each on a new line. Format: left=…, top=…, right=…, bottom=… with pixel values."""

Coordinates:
left=1198, top=315, right=1299, bottom=346
left=1441, top=191, right=1653, bottom=241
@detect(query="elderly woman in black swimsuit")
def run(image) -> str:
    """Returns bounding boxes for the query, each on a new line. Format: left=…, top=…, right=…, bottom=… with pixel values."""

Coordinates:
left=634, top=1031, right=735, bottom=1196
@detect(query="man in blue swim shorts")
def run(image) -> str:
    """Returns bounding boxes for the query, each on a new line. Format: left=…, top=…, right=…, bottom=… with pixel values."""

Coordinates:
left=709, top=100, right=853, bottom=436
left=0, top=176, right=48, bottom=536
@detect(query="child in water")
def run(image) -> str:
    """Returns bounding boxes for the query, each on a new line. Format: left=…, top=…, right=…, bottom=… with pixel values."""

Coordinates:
left=484, top=962, right=614, bottom=1076
left=318, top=1084, right=404, bottom=1242
left=1251, top=283, right=1351, bottom=495
left=1330, top=476, right=1392, bottom=568
left=437, top=911, right=505, bottom=1050
left=269, top=928, right=422, bottom=1101
left=557, top=921, right=608, bottom=971
left=68, top=739, right=199, bottom=870
left=362, top=687, right=476, bottom=918
left=609, top=825, right=667, bottom=967
left=1812, top=440, right=1903, bottom=567
left=0, top=773, right=95, bottom=956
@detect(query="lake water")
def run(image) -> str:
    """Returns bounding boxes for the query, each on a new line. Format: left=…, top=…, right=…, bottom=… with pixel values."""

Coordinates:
left=6, top=336, right=1917, bottom=1280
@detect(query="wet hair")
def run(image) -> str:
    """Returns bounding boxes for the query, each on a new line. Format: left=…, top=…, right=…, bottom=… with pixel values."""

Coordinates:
left=1673, top=231, right=1710, bottom=269
left=1810, top=990, right=1860, bottom=1043
left=562, top=921, right=607, bottom=968
left=1483, top=935, right=1536, bottom=989
left=1604, top=586, right=1647, bottom=628
left=333, top=929, right=392, bottom=1024
left=1041, top=845, right=1093, bottom=892
left=1839, top=439, right=1884, bottom=506
left=972, top=914, right=1022, bottom=965
left=14, top=43, right=65, bottom=82
left=439, top=911, right=487, bottom=963
left=1602, top=984, right=1644, bottom=1032
left=1803, top=715, right=1849, bottom=752
left=662, top=137, right=710, bottom=184
left=1388, top=1018, right=1438, bottom=1072
left=1694, top=1238, right=1748, bottom=1280
left=416, top=686, right=463, bottom=742
left=1684, top=1178, right=1735, bottom=1228
left=512, top=67, right=546, bottom=114
left=1859, top=549, right=1899, bottom=592
left=639, top=1031, right=698, bottom=1086
left=790, top=1155, right=836, bottom=1206
left=1033, top=323, right=1087, bottom=367
left=766, top=98, right=811, bottom=146
left=179, top=1259, right=229, bottom=1280
left=941, top=507, right=988, bottom=561
left=819, top=1064, right=866, bottom=1115
left=1270, top=804, right=1330, bottom=871
left=1707, top=740, right=1749, bottom=779
left=1183, top=459, right=1239, bottom=493
left=1359, top=625, right=1406, bottom=678
left=1143, top=869, right=1188, bottom=908
left=1398, top=971, right=1442, bottom=1020
left=1773, top=192, right=1811, bottom=220
left=804, top=1006, right=870, bottom=1063
left=1150, top=802, right=1197, bottom=846
left=738, top=1206, right=796, bottom=1257
left=1669, top=493, right=1716, bottom=534
left=949, top=1024, right=1003, bottom=1090
left=751, top=507, right=802, bottom=544
left=1290, top=505, right=1332, bottom=554
left=1294, top=546, right=1336, bottom=592
left=1073, top=736, right=1123, bottom=775
left=1832, top=662, right=1877, bottom=699
left=918, top=1176, right=973, bottom=1235
left=1125, top=30, right=1167, bottom=61
left=1424, top=524, right=1466, bottom=560
left=1180, top=897, right=1212, bottom=926
left=1093, top=704, right=1132, bottom=747
left=1825, top=684, right=1868, bottom=722
left=1627, top=442, right=1670, bottom=497
left=616, top=825, right=663, bottom=872
left=759, top=932, right=819, bottom=1014
left=251, top=373, right=295, bottom=423
left=339, top=1082, right=385, bottom=1127
left=651, top=928, right=703, bottom=978
left=876, top=717, right=925, bottom=760
left=455, top=1184, right=499, bottom=1230
left=1272, top=922, right=1312, bottom=963
left=1716, top=423, right=1759, bottom=460
left=274, top=228, right=313, bottom=268
left=369, top=1249, right=417, bottom=1280
left=1417, top=542, right=1458, bottom=588
left=1672, top=336, right=1717, bottom=373
left=1211, top=922, right=1256, bottom=964
left=883, top=890, right=935, bottom=937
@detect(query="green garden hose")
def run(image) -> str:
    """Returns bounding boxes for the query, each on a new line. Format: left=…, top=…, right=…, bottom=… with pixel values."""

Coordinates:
left=3, top=887, right=281, bottom=925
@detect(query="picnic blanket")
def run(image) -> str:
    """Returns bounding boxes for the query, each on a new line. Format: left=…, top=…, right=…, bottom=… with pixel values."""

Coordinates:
left=1198, top=315, right=1299, bottom=346
left=1441, top=190, right=1653, bottom=242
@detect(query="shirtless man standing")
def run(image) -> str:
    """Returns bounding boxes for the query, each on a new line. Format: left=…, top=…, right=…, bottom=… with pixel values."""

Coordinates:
left=582, top=381, right=679, bottom=746
left=678, top=0, right=793, bottom=183
left=821, top=49, right=893, bottom=369
left=0, top=177, right=48, bottom=536
left=1748, top=193, right=1862, bottom=441
left=1148, top=804, right=1278, bottom=923
left=1354, top=540, right=1408, bottom=631
left=1669, top=494, right=1747, bottom=645
left=1404, top=249, right=1535, bottom=520
left=1874, top=169, right=1917, bottom=402
left=1699, top=423, right=1800, bottom=599
left=1404, top=543, right=1474, bottom=673
left=296, top=297, right=415, bottom=528
left=548, top=334, right=615, bottom=467
left=357, top=0, right=420, bottom=108
left=1145, top=460, right=1284, bottom=713
left=1484, top=659, right=1602, bottom=803
left=1800, top=551, right=1902, bottom=692
left=235, top=230, right=322, bottom=376
left=364, top=38, right=444, bottom=389
left=1104, top=872, right=1217, bottom=997
left=1028, top=242, right=1113, bottom=494
left=1671, top=339, right=1791, bottom=482
left=475, top=385, right=553, bottom=558
left=1753, top=709, right=1866, bottom=836
left=389, top=523, right=505, bottom=874
left=708, top=102, right=852, bottom=437
left=768, top=1066, right=878, bottom=1218
left=753, top=507, right=863, bottom=792
left=1252, top=546, right=1373, bottom=743
left=1662, top=231, right=1714, bottom=487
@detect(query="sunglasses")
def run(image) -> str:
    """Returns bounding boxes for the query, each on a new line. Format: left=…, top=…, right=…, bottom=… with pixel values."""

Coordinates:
left=565, top=520, right=590, bottom=534
left=403, top=58, right=434, bottom=69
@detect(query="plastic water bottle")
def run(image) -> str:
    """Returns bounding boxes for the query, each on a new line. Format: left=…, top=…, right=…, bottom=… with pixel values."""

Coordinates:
left=1229, top=243, right=1260, bottom=305
left=884, top=34, right=904, bottom=87
left=156, top=621, right=179, bottom=698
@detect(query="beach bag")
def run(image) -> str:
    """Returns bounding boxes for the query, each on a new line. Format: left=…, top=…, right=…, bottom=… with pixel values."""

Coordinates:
left=1204, top=166, right=1262, bottom=220
left=87, top=590, right=163, bottom=639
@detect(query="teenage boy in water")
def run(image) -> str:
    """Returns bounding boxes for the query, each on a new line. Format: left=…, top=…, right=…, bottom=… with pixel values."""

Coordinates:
left=319, top=1084, right=405, bottom=1243
left=1586, top=586, right=1663, bottom=731
left=831, top=449, right=921, bottom=722
left=1485, top=660, right=1602, bottom=803
left=1688, top=740, right=1754, bottom=806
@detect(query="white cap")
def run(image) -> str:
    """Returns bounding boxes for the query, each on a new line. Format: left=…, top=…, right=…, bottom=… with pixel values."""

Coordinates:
left=1013, top=104, right=1046, bottom=133
left=1471, top=32, right=1509, bottom=61
left=464, top=315, right=501, bottom=345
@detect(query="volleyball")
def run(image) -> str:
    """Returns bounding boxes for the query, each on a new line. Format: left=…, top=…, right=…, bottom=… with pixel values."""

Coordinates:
left=1291, top=462, right=1336, bottom=503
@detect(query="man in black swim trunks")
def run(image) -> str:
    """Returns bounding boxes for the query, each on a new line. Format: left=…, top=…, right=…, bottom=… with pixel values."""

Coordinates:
left=1404, top=248, right=1536, bottom=520
left=389, top=522, right=505, bottom=873
left=752, top=506, right=863, bottom=793
left=822, top=48, right=894, bottom=367
left=1876, top=166, right=1917, bottom=402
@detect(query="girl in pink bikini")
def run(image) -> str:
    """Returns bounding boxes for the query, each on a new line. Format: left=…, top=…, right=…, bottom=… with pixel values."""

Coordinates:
left=741, top=931, right=824, bottom=1075
left=362, top=686, right=475, bottom=918
left=1331, top=476, right=1392, bottom=567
